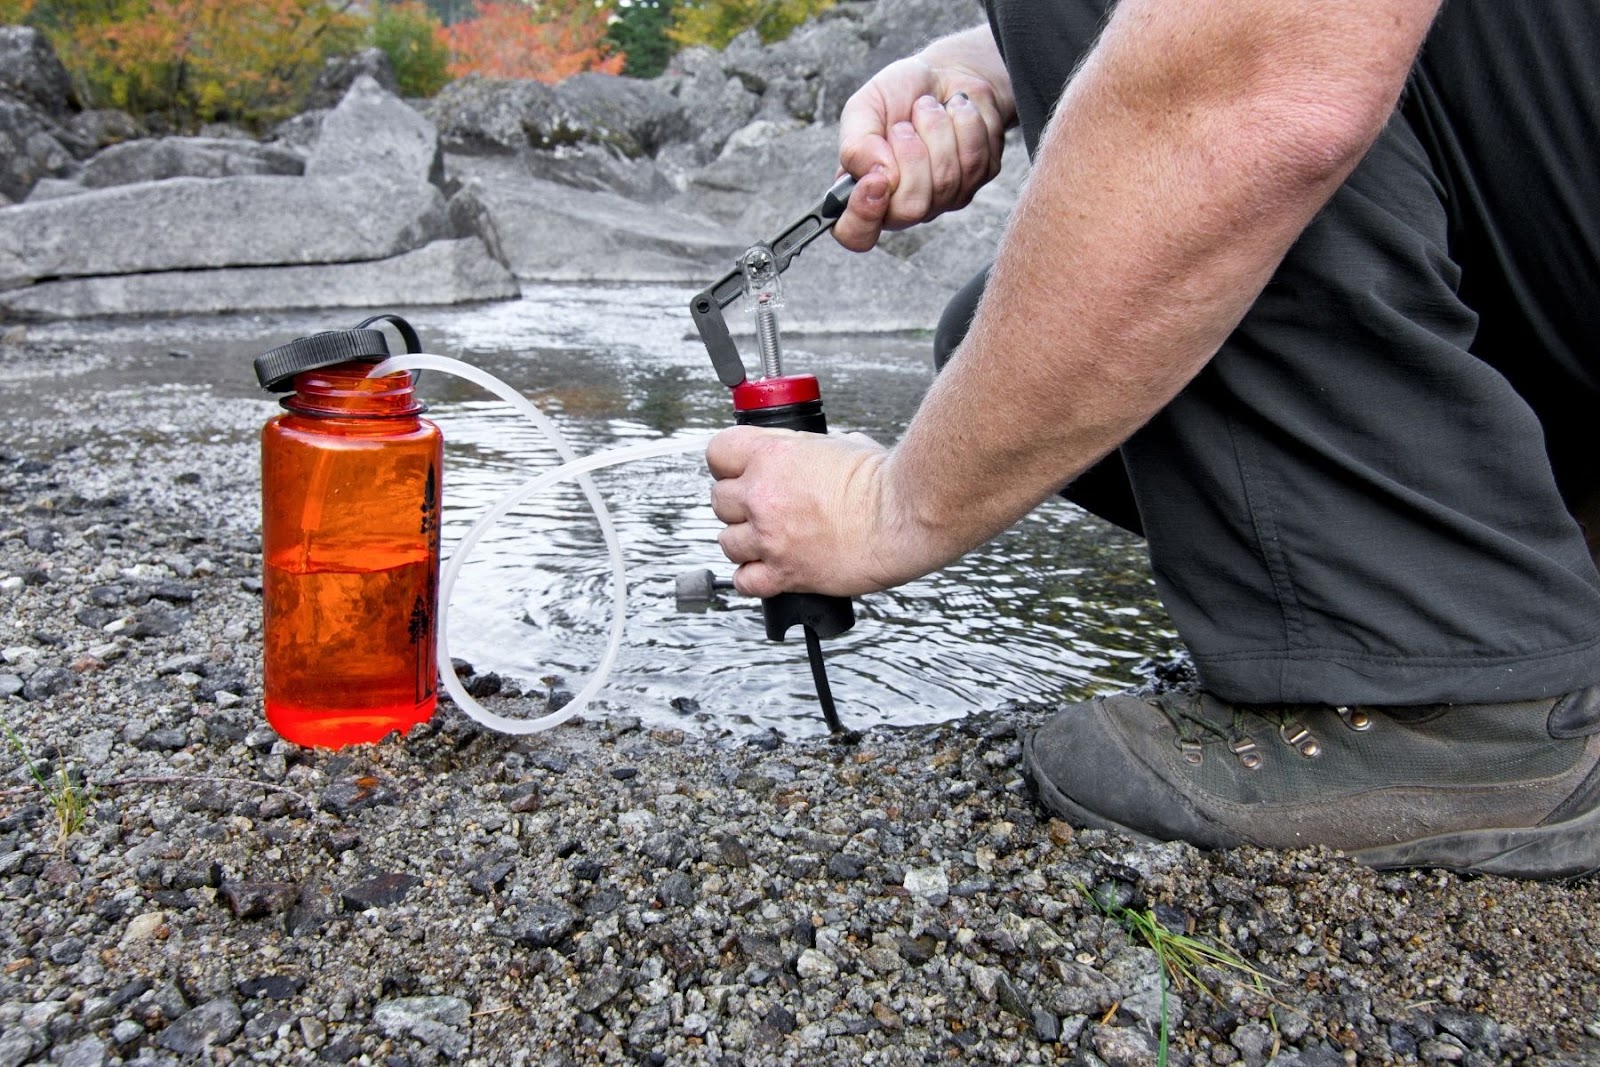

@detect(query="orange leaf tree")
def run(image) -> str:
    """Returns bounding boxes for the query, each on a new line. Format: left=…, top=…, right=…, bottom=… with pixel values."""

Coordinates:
left=441, top=0, right=624, bottom=83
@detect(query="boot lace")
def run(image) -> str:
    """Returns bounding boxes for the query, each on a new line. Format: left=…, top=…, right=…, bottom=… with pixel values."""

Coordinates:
left=1158, top=696, right=1372, bottom=769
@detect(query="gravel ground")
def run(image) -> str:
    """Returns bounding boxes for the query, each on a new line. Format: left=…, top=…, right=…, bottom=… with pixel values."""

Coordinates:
left=2, top=336, right=1600, bottom=1067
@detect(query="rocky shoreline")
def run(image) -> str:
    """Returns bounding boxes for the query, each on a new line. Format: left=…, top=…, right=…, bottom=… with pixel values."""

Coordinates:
left=1, top=0, right=1021, bottom=334
left=4, top=337, right=1600, bottom=1067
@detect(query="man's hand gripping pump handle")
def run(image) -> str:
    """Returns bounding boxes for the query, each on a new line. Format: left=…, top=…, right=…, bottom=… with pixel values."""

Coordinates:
left=690, top=174, right=858, bottom=734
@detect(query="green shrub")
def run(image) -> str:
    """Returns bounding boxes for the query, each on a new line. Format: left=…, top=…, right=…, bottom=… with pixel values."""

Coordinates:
left=669, top=0, right=834, bottom=50
left=371, top=0, right=450, bottom=98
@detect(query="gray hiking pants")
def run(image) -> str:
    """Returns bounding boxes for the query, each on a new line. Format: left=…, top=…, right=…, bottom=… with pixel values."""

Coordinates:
left=938, top=0, right=1600, bottom=705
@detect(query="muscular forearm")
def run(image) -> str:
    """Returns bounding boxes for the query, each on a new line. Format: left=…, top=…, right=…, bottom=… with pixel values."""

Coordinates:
left=885, top=0, right=1443, bottom=561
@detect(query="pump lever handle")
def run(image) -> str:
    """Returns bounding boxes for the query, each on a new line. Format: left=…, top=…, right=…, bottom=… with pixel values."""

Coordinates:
left=690, top=174, right=859, bottom=389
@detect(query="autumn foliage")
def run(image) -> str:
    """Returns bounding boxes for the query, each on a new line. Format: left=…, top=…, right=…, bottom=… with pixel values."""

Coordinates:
left=440, top=0, right=623, bottom=83
left=13, top=0, right=364, bottom=129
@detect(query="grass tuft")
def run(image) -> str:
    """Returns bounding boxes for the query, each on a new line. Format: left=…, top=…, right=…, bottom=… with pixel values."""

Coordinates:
left=1083, top=883, right=1282, bottom=1065
left=2, top=714, right=96, bottom=856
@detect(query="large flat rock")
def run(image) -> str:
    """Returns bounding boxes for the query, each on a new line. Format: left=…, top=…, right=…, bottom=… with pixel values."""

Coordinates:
left=0, top=173, right=449, bottom=288
left=450, top=155, right=745, bottom=282
left=0, top=238, right=517, bottom=320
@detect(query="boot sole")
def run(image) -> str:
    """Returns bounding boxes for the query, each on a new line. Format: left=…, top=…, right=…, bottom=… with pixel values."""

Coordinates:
left=1352, top=810, right=1600, bottom=881
left=1022, top=729, right=1600, bottom=880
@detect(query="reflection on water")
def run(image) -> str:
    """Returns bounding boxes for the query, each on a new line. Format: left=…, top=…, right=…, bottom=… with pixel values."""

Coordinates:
left=417, top=284, right=1179, bottom=737
left=10, top=283, right=1181, bottom=738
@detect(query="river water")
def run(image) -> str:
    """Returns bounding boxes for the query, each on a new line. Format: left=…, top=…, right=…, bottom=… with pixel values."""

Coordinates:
left=8, top=283, right=1179, bottom=738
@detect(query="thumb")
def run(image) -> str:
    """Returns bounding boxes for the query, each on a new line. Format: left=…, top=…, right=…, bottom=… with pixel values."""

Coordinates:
left=834, top=166, right=891, bottom=253
left=732, top=559, right=781, bottom=599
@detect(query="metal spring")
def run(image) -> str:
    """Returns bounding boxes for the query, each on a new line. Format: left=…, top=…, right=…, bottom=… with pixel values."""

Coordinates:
left=755, top=299, right=783, bottom=379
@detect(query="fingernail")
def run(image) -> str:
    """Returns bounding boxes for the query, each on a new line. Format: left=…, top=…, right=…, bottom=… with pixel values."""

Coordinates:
left=892, top=121, right=917, bottom=140
left=915, top=94, right=942, bottom=111
left=947, top=91, right=971, bottom=108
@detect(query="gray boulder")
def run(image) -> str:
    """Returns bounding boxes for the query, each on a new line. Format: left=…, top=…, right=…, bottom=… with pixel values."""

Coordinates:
left=0, top=25, right=75, bottom=116
left=0, top=237, right=516, bottom=320
left=0, top=174, right=448, bottom=289
left=307, top=46, right=399, bottom=111
left=0, top=27, right=85, bottom=201
left=530, top=72, right=689, bottom=157
left=67, top=107, right=145, bottom=154
left=307, top=74, right=442, bottom=184
left=80, top=137, right=304, bottom=189
left=670, top=122, right=841, bottom=237
left=519, top=143, right=677, bottom=202
left=0, top=95, right=77, bottom=202
left=855, top=0, right=990, bottom=75
left=449, top=155, right=743, bottom=282
left=653, top=46, right=762, bottom=170
left=424, top=72, right=686, bottom=159
left=424, top=77, right=554, bottom=154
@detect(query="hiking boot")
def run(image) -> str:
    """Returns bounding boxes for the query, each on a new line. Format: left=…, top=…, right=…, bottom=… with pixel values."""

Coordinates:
left=1021, top=686, right=1600, bottom=879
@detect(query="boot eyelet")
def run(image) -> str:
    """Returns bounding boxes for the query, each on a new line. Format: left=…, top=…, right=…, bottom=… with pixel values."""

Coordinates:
left=1336, top=705, right=1372, bottom=731
left=1178, top=740, right=1203, bottom=766
left=1231, top=737, right=1262, bottom=769
left=1279, top=720, right=1320, bottom=757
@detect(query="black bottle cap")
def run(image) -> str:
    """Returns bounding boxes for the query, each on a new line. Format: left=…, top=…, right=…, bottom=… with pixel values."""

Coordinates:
left=253, top=314, right=423, bottom=393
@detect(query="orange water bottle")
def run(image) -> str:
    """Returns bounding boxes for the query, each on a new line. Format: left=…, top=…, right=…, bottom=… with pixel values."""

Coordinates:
left=253, top=315, right=442, bottom=748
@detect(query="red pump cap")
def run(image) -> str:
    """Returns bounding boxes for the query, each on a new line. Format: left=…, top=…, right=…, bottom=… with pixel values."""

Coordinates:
left=731, top=374, right=822, bottom=411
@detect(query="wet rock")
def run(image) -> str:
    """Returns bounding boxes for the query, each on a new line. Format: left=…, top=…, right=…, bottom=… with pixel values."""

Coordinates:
left=826, top=852, right=866, bottom=881
left=129, top=606, right=183, bottom=638
left=220, top=881, right=298, bottom=919
left=465, top=670, right=502, bottom=698
left=22, top=666, right=77, bottom=700
left=656, top=871, right=696, bottom=908
left=56, top=1035, right=107, bottom=1067
left=156, top=997, right=243, bottom=1056
left=1047, top=961, right=1122, bottom=1016
left=903, top=865, right=949, bottom=905
left=137, top=727, right=187, bottom=751
left=0, top=1027, right=47, bottom=1067
left=572, top=966, right=627, bottom=1013
left=341, top=872, right=423, bottom=910
left=320, top=776, right=400, bottom=815
left=515, top=903, right=578, bottom=948
left=372, top=995, right=470, bottom=1058
left=627, top=1001, right=673, bottom=1050
left=897, top=935, right=938, bottom=966
left=243, top=1008, right=294, bottom=1042
left=238, top=974, right=305, bottom=1000
left=465, top=852, right=515, bottom=895
left=48, top=935, right=85, bottom=964
left=795, top=948, right=837, bottom=982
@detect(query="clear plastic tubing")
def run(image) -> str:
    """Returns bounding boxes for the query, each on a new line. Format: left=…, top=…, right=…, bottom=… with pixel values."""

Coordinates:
left=371, top=353, right=713, bottom=734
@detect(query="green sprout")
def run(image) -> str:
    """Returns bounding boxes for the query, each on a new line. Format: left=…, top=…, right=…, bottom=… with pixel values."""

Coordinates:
left=2, top=715, right=96, bottom=855
left=1083, top=883, right=1282, bottom=1066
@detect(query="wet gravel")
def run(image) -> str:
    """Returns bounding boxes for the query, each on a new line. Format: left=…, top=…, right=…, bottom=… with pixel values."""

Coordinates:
left=2, top=335, right=1600, bottom=1066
